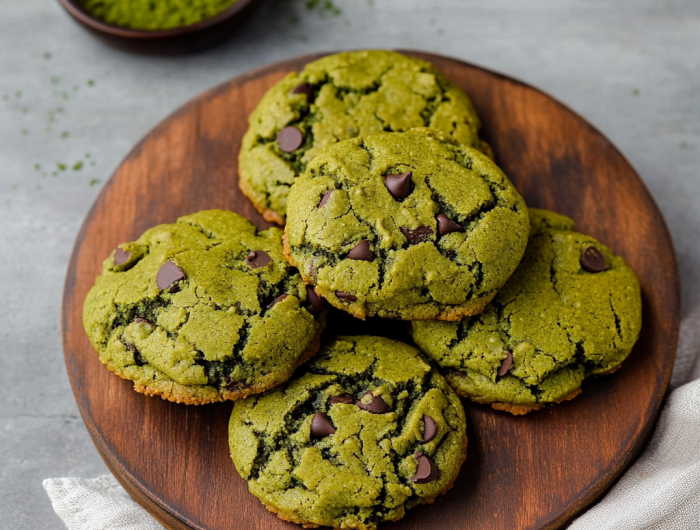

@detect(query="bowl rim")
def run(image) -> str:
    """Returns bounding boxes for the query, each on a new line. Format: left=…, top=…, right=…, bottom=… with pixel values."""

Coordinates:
left=56, top=0, right=258, bottom=39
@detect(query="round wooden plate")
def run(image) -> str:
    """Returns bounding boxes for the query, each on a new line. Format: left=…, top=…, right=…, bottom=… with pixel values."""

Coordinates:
left=62, top=51, right=681, bottom=530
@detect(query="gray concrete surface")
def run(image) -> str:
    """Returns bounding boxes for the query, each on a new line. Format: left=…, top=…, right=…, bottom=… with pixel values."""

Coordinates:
left=1, top=0, right=698, bottom=527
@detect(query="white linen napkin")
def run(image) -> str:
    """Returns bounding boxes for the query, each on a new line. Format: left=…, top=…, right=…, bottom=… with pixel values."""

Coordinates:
left=44, top=383, right=700, bottom=530
left=43, top=475, right=164, bottom=530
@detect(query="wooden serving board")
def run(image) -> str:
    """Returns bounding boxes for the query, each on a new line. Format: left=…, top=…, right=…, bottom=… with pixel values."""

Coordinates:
left=62, top=52, right=681, bottom=530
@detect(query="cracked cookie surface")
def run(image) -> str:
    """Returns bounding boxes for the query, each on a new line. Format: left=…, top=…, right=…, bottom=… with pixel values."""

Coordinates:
left=411, top=209, right=642, bottom=414
left=239, top=50, right=489, bottom=225
left=229, top=335, right=467, bottom=530
left=82, top=210, right=326, bottom=405
left=284, top=129, right=530, bottom=321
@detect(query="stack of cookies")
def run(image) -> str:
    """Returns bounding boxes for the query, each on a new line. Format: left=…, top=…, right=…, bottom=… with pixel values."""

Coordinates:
left=83, top=51, right=643, bottom=530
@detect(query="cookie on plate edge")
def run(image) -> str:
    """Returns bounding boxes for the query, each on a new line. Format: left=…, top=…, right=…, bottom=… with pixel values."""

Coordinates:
left=229, top=335, right=467, bottom=530
left=239, top=49, right=491, bottom=225
left=83, top=209, right=327, bottom=405
left=411, top=208, right=642, bottom=414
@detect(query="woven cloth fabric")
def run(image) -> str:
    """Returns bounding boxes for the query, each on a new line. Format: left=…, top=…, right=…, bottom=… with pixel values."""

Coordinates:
left=43, top=475, right=164, bottom=530
left=570, top=378, right=700, bottom=529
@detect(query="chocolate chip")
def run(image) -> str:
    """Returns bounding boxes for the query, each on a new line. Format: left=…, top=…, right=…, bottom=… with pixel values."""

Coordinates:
left=436, top=214, right=464, bottom=236
left=412, top=452, right=439, bottom=484
left=423, top=415, right=437, bottom=442
left=267, top=294, right=288, bottom=309
left=305, top=285, right=327, bottom=313
left=384, top=171, right=413, bottom=200
left=336, top=291, right=357, bottom=302
left=157, top=261, right=185, bottom=290
left=308, top=257, right=318, bottom=281
left=310, top=412, right=336, bottom=439
left=132, top=317, right=153, bottom=326
left=277, top=126, right=304, bottom=152
left=347, top=240, right=374, bottom=261
left=245, top=250, right=271, bottom=269
left=581, top=246, right=606, bottom=272
left=400, top=226, right=433, bottom=245
left=114, top=248, right=131, bottom=266
left=329, top=394, right=354, bottom=405
left=225, top=377, right=243, bottom=392
left=318, top=189, right=334, bottom=208
left=498, top=350, right=513, bottom=377
left=124, top=341, right=137, bottom=352
left=290, top=82, right=314, bottom=100
left=356, top=391, right=390, bottom=414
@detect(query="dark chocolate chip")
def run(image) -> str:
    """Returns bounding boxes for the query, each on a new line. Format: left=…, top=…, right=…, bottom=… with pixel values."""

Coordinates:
left=412, top=452, right=439, bottom=484
left=400, top=226, right=434, bottom=245
left=423, top=415, right=437, bottom=442
left=329, top=394, right=354, bottom=405
left=336, top=291, right=357, bottom=302
left=245, top=250, right=271, bottom=269
left=124, top=341, right=137, bottom=352
left=384, top=171, right=413, bottom=200
left=318, top=189, right=334, bottom=208
left=310, top=412, right=336, bottom=439
left=225, top=377, right=243, bottom=392
left=356, top=391, right=390, bottom=414
left=498, top=350, right=514, bottom=377
left=436, top=214, right=465, bottom=236
left=581, top=246, right=606, bottom=273
left=114, top=248, right=131, bottom=266
left=347, top=240, right=374, bottom=261
left=133, top=317, right=153, bottom=326
left=267, top=294, right=288, bottom=309
left=277, top=126, right=304, bottom=152
left=290, top=82, right=314, bottom=100
left=305, top=285, right=328, bottom=312
left=157, top=261, right=185, bottom=290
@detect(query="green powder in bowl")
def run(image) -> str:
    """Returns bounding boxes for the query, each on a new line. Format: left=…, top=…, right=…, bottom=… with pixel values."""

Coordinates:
left=80, top=0, right=240, bottom=31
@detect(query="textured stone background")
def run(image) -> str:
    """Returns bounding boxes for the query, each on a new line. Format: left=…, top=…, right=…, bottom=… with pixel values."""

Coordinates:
left=1, top=0, right=698, bottom=527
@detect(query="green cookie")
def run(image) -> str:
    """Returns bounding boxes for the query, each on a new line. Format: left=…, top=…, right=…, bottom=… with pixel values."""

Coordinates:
left=284, top=129, right=530, bottom=321
left=239, top=50, right=489, bottom=225
left=411, top=209, right=642, bottom=414
left=83, top=210, right=326, bottom=405
left=229, top=335, right=467, bottom=530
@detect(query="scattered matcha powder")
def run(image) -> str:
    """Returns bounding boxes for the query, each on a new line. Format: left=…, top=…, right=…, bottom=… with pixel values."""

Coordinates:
left=73, top=161, right=83, bottom=171
left=633, top=89, right=640, bottom=96
left=61, top=131, right=70, bottom=139
left=57, top=163, right=67, bottom=171
left=90, top=178, right=101, bottom=186
left=44, top=52, right=52, bottom=59
left=305, top=0, right=341, bottom=16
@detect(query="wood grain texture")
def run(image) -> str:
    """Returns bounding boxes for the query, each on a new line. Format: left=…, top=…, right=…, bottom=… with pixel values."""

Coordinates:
left=61, top=52, right=681, bottom=530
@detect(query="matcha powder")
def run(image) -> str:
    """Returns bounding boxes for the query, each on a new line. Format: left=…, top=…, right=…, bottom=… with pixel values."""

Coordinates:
left=81, top=0, right=239, bottom=31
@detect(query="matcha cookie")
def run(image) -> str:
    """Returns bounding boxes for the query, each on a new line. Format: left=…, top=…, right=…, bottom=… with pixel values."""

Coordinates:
left=239, top=50, right=490, bottom=225
left=229, top=335, right=467, bottom=529
left=283, top=129, right=530, bottom=321
left=83, top=210, right=327, bottom=405
left=411, top=209, right=642, bottom=415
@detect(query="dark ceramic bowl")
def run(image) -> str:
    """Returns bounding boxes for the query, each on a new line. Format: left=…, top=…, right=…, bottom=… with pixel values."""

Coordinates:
left=57, top=0, right=259, bottom=55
